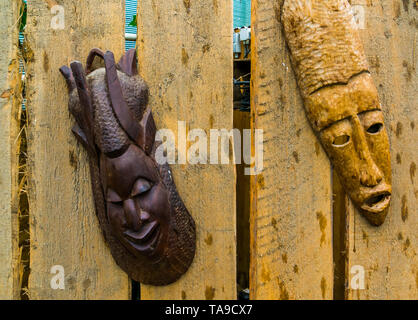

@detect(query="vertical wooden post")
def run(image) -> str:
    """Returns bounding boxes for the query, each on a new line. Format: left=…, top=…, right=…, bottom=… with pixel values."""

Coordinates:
left=25, top=0, right=130, bottom=299
left=0, top=0, right=21, bottom=300
left=344, top=0, right=417, bottom=300
left=137, top=0, right=236, bottom=300
left=250, top=0, right=333, bottom=299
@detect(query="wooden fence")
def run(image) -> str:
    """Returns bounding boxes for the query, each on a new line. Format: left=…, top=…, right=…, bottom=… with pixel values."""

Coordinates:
left=0, top=0, right=416, bottom=300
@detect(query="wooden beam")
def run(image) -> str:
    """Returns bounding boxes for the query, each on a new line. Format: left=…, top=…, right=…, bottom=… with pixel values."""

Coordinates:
left=344, top=0, right=417, bottom=300
left=137, top=0, right=236, bottom=300
left=26, top=0, right=129, bottom=299
left=250, top=0, right=333, bottom=299
left=0, top=0, right=21, bottom=300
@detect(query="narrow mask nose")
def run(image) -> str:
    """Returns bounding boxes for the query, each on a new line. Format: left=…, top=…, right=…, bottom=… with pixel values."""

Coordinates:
left=352, top=117, right=384, bottom=187
left=140, top=210, right=150, bottom=222
left=123, top=199, right=141, bottom=231
left=360, top=162, right=383, bottom=187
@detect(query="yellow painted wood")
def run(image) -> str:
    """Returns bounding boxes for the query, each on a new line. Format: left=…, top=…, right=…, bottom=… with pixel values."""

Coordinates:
left=250, top=0, right=333, bottom=300
left=137, top=0, right=236, bottom=300
left=0, top=0, right=21, bottom=300
left=345, top=0, right=417, bottom=300
left=25, top=0, right=129, bottom=299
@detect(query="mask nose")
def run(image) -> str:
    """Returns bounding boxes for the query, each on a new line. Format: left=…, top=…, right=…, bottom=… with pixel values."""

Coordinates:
left=352, top=117, right=384, bottom=188
left=123, top=199, right=151, bottom=231
left=140, top=211, right=151, bottom=222
left=359, top=162, right=383, bottom=187
left=123, top=199, right=141, bottom=231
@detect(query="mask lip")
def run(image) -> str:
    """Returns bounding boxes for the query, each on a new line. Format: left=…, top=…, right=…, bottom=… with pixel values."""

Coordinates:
left=122, top=222, right=161, bottom=252
left=361, top=191, right=391, bottom=213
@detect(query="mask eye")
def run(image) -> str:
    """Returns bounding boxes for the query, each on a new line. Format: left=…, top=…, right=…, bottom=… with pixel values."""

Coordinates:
left=107, top=188, right=123, bottom=204
left=367, top=123, right=383, bottom=134
left=332, top=134, right=350, bottom=147
left=131, top=178, right=152, bottom=197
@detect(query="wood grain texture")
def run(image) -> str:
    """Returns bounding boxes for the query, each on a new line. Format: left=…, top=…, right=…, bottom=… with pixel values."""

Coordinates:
left=250, top=0, right=333, bottom=300
left=345, top=0, right=417, bottom=300
left=137, top=0, right=236, bottom=300
left=25, top=0, right=130, bottom=299
left=0, top=0, right=20, bottom=300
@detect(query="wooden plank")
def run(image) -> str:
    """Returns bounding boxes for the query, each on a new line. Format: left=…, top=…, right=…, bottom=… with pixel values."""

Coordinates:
left=344, top=0, right=417, bottom=300
left=137, top=0, right=236, bottom=300
left=26, top=0, right=129, bottom=299
left=0, top=0, right=21, bottom=300
left=250, top=0, right=333, bottom=300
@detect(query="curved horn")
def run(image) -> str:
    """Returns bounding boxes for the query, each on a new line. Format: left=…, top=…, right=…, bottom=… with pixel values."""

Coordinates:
left=70, top=61, right=95, bottom=151
left=86, top=48, right=105, bottom=74
left=117, top=48, right=138, bottom=76
left=103, top=51, right=143, bottom=146
left=137, top=108, right=156, bottom=155
left=59, top=65, right=76, bottom=91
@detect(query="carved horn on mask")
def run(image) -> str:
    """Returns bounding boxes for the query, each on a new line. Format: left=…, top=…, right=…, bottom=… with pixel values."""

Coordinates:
left=85, top=49, right=153, bottom=153
left=69, top=61, right=96, bottom=154
left=104, top=51, right=139, bottom=140
left=86, top=48, right=138, bottom=77
left=117, top=48, right=138, bottom=76
left=86, top=48, right=105, bottom=74
left=103, top=51, right=153, bottom=149
left=59, top=65, right=76, bottom=91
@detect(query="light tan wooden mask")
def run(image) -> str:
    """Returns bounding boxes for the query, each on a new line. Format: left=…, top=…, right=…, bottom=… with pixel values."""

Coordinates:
left=282, top=0, right=392, bottom=226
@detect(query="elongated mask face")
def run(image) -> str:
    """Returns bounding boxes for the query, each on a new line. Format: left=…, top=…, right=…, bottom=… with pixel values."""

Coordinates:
left=283, top=0, right=392, bottom=225
left=307, top=73, right=392, bottom=225
left=60, top=49, right=196, bottom=285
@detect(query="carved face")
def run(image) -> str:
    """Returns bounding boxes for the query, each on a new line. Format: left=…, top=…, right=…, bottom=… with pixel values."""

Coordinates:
left=101, top=144, right=171, bottom=260
left=305, top=73, right=392, bottom=225
left=60, top=48, right=196, bottom=285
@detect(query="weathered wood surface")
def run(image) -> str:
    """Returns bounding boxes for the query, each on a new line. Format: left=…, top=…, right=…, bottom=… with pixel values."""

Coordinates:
left=344, top=0, right=417, bottom=300
left=250, top=0, right=333, bottom=299
left=0, top=0, right=20, bottom=300
left=25, top=0, right=129, bottom=299
left=137, top=0, right=236, bottom=300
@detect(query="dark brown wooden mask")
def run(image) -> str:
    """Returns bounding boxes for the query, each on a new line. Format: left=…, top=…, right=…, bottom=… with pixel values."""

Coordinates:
left=59, top=49, right=196, bottom=285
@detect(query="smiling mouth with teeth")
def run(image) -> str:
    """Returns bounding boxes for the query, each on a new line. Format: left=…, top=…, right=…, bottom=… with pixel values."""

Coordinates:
left=361, top=192, right=391, bottom=214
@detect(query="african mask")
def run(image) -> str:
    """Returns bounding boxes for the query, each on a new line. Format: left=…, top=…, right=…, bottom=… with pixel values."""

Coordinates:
left=282, top=0, right=392, bottom=226
left=59, top=49, right=196, bottom=285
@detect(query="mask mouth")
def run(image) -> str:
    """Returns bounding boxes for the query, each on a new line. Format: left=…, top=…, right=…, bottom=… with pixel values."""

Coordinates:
left=361, top=192, right=391, bottom=214
left=123, top=221, right=161, bottom=253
